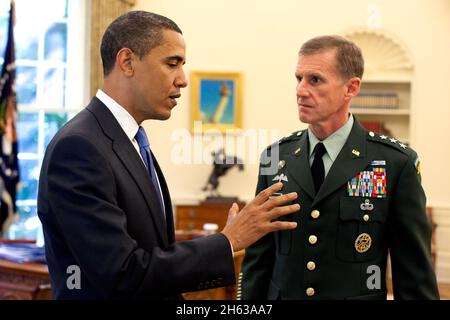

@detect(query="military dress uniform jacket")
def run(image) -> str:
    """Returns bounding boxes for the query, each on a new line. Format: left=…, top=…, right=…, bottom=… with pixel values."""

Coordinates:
left=241, top=118, right=439, bottom=300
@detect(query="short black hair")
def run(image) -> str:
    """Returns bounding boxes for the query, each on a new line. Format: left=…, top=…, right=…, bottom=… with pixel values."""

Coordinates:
left=299, top=35, right=364, bottom=79
left=100, top=11, right=182, bottom=76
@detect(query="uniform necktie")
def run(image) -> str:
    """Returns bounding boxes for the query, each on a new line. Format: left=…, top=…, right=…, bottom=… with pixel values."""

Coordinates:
left=311, top=142, right=327, bottom=193
left=135, top=126, right=165, bottom=217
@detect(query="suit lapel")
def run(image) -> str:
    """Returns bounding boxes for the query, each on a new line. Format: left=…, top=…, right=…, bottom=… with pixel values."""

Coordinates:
left=152, top=154, right=176, bottom=244
left=86, top=98, right=169, bottom=245
left=312, top=120, right=372, bottom=207
left=284, top=132, right=315, bottom=200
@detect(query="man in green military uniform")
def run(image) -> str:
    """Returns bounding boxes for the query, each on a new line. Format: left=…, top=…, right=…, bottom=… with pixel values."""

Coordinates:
left=240, top=35, right=439, bottom=299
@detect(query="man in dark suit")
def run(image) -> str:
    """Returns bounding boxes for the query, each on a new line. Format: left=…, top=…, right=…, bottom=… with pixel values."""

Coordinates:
left=241, top=35, right=439, bottom=300
left=37, top=11, right=300, bottom=299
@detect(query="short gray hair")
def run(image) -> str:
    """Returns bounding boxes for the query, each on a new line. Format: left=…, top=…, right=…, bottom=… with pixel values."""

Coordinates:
left=299, top=35, right=364, bottom=79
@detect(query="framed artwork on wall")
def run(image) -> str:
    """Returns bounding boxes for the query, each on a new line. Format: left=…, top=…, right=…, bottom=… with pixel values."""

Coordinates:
left=190, top=71, right=242, bottom=133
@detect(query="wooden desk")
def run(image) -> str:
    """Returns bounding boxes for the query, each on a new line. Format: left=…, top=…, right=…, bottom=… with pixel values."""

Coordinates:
left=0, top=259, right=51, bottom=300
left=0, top=231, right=244, bottom=300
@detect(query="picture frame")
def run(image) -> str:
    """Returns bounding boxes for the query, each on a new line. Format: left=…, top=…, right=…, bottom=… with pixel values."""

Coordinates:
left=190, top=71, right=243, bottom=133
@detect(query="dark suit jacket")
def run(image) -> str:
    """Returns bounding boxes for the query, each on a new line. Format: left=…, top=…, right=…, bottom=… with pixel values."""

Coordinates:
left=38, top=97, right=235, bottom=299
left=241, top=118, right=439, bottom=300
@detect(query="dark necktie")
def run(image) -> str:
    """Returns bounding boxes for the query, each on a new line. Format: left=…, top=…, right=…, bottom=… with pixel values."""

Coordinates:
left=135, top=126, right=165, bottom=218
left=311, top=142, right=327, bottom=193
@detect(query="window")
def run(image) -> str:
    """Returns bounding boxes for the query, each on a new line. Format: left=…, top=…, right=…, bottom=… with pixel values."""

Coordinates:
left=0, top=0, right=87, bottom=240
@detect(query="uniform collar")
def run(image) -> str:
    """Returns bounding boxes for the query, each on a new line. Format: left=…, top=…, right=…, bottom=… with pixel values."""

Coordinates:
left=308, top=114, right=354, bottom=161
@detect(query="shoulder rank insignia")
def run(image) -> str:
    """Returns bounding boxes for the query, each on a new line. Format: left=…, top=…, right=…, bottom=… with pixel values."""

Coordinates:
left=347, top=168, right=387, bottom=198
left=368, top=132, right=409, bottom=154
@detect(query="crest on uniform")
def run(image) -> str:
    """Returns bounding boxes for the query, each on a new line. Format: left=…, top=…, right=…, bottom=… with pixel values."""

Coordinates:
left=355, top=233, right=372, bottom=253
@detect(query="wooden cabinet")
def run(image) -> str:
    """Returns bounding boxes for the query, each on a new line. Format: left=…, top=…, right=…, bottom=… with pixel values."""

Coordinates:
left=0, top=259, right=51, bottom=300
left=176, top=200, right=246, bottom=231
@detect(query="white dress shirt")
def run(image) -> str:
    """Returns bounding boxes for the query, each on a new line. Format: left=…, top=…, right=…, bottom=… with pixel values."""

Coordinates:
left=95, top=89, right=166, bottom=215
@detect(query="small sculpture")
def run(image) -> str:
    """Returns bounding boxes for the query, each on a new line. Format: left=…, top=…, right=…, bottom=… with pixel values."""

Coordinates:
left=202, top=148, right=244, bottom=197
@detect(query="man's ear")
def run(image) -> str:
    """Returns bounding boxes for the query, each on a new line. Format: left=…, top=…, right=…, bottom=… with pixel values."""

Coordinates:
left=344, top=77, right=361, bottom=100
left=116, top=48, right=134, bottom=77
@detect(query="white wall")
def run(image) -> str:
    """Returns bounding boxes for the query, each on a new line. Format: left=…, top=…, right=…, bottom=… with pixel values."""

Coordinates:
left=134, top=0, right=450, bottom=281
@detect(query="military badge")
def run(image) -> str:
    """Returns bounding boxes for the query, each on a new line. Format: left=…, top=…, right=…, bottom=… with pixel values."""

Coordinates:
left=370, top=160, right=386, bottom=166
left=272, top=173, right=288, bottom=182
left=347, top=168, right=387, bottom=198
left=360, top=199, right=374, bottom=211
left=355, top=233, right=372, bottom=253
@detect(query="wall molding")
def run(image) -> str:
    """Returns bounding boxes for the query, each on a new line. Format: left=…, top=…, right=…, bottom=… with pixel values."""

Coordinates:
left=428, top=202, right=450, bottom=227
left=428, top=203, right=450, bottom=283
left=436, top=252, right=450, bottom=284
left=342, top=27, right=414, bottom=81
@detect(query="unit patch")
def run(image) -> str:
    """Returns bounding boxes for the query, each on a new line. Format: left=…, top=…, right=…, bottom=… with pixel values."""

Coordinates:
left=414, top=157, right=421, bottom=175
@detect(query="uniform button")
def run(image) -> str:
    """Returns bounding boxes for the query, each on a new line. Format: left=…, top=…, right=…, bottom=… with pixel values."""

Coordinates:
left=309, top=235, right=318, bottom=245
left=363, top=214, right=369, bottom=222
left=311, top=210, right=320, bottom=219
left=306, top=287, right=315, bottom=296
left=307, top=261, right=316, bottom=271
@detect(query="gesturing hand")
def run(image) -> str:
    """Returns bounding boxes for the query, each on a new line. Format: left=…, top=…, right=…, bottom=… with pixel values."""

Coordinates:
left=221, top=182, right=299, bottom=252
